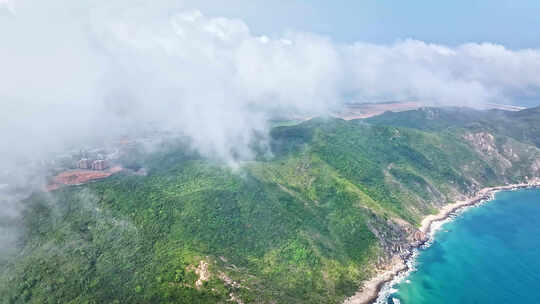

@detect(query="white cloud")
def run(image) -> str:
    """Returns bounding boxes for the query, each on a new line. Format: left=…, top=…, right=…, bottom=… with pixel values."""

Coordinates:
left=342, top=40, right=540, bottom=105
left=1, top=0, right=540, bottom=166
left=2, top=0, right=540, bottom=255
left=0, top=0, right=15, bottom=15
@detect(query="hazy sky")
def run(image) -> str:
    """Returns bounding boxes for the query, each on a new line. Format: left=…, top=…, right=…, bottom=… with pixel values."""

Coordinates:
left=186, top=0, right=540, bottom=49
left=1, top=0, right=540, bottom=165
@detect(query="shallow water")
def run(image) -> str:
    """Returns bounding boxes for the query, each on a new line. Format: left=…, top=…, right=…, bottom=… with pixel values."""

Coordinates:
left=388, top=188, right=540, bottom=304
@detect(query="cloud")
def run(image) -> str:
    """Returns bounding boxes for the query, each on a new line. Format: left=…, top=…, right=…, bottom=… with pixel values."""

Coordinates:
left=0, top=0, right=15, bottom=15
left=0, top=1, right=342, bottom=165
left=1, top=0, right=540, bottom=167
left=2, top=0, right=540, bottom=260
left=342, top=40, right=540, bottom=105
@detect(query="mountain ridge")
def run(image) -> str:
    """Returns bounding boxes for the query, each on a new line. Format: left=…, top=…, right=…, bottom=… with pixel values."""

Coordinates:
left=1, top=107, right=539, bottom=304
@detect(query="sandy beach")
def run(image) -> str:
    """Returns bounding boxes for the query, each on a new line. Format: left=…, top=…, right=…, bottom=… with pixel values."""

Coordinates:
left=343, top=178, right=540, bottom=304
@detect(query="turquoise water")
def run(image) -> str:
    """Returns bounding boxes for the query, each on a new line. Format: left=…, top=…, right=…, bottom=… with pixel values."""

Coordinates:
left=388, top=188, right=540, bottom=304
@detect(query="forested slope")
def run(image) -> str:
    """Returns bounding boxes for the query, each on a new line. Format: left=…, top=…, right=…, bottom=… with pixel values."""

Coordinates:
left=1, top=107, right=539, bottom=304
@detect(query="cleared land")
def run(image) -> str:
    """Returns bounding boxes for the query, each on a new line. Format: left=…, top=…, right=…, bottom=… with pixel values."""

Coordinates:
left=333, top=101, right=423, bottom=120
left=46, top=166, right=123, bottom=191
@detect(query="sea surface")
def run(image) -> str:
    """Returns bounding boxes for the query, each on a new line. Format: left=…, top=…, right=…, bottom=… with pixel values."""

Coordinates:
left=387, top=188, right=540, bottom=304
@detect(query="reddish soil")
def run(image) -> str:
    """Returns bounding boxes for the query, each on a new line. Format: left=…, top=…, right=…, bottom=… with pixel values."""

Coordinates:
left=46, top=166, right=123, bottom=191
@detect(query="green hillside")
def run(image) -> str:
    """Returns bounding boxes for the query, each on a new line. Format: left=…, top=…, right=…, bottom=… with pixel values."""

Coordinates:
left=1, top=108, right=539, bottom=304
left=366, top=106, right=540, bottom=147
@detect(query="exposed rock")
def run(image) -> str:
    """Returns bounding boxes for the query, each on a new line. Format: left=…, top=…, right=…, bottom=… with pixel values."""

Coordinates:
left=194, top=260, right=211, bottom=289
left=463, top=132, right=512, bottom=170
left=502, top=145, right=520, bottom=161
left=412, top=230, right=427, bottom=243
left=532, top=159, right=540, bottom=174
left=367, top=215, right=411, bottom=264
left=218, top=271, right=245, bottom=289
left=463, top=132, right=496, bottom=155
left=229, top=293, right=244, bottom=304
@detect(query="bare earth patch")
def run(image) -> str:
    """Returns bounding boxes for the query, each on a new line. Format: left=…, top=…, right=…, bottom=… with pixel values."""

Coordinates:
left=46, top=166, right=123, bottom=191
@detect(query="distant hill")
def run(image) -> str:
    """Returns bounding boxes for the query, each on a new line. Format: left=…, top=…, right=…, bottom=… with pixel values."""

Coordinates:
left=1, top=107, right=539, bottom=304
left=366, top=106, right=540, bottom=148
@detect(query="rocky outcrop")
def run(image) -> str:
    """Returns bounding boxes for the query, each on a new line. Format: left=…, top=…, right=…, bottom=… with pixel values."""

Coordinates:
left=532, top=159, right=540, bottom=175
left=502, top=145, right=521, bottom=161
left=366, top=216, right=411, bottom=266
left=194, top=260, right=211, bottom=289
left=463, top=132, right=513, bottom=172
left=345, top=180, right=540, bottom=304
left=463, top=132, right=497, bottom=155
left=412, top=230, right=427, bottom=243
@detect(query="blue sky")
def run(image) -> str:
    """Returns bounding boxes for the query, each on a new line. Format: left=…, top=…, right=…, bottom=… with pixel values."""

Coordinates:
left=191, top=0, right=540, bottom=49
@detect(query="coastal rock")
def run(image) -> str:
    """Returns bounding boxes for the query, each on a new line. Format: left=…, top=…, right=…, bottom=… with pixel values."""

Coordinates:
left=367, top=216, right=411, bottom=262
left=412, top=230, right=427, bottom=243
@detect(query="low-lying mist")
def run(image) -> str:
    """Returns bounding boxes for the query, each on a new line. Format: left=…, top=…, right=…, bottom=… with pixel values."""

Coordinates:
left=2, top=0, right=540, bottom=166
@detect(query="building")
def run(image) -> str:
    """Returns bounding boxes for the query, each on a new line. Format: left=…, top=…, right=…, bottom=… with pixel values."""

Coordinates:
left=91, top=160, right=109, bottom=171
left=77, top=159, right=91, bottom=170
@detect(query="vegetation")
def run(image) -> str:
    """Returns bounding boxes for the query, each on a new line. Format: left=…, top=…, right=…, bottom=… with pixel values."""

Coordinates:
left=1, top=107, right=539, bottom=303
left=366, top=106, right=540, bottom=147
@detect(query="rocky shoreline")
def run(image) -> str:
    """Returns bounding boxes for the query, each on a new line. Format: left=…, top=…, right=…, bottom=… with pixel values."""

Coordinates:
left=343, top=178, right=540, bottom=304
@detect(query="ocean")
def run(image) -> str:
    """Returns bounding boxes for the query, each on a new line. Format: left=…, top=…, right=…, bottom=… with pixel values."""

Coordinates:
left=387, top=188, right=540, bottom=304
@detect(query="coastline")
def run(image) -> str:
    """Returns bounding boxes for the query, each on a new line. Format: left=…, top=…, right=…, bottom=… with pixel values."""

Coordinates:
left=343, top=178, right=540, bottom=304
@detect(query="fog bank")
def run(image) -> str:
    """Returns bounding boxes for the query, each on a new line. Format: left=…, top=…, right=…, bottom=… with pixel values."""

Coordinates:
left=2, top=0, right=540, bottom=165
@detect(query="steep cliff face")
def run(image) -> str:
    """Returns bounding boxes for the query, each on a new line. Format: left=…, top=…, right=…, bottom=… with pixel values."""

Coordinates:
left=1, top=107, right=539, bottom=304
left=463, top=132, right=498, bottom=155
left=463, top=132, right=514, bottom=173
left=462, top=131, right=540, bottom=180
